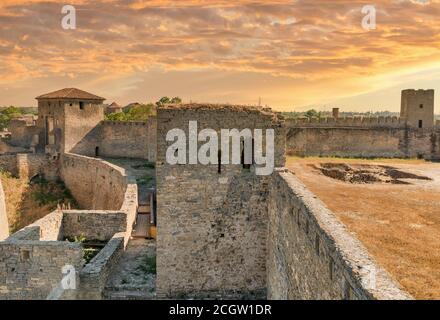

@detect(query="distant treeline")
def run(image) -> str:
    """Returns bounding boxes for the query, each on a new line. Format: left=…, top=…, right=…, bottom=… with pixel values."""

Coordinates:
left=105, top=96, right=181, bottom=122
left=0, top=106, right=37, bottom=130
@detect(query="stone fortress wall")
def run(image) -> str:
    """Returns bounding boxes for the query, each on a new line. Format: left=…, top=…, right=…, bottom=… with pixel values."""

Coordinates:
left=1, top=88, right=432, bottom=300
left=286, top=90, right=440, bottom=159
left=155, top=103, right=412, bottom=300
left=156, top=104, right=286, bottom=299
left=267, top=170, right=411, bottom=300
left=58, top=119, right=156, bottom=162
left=0, top=152, right=138, bottom=299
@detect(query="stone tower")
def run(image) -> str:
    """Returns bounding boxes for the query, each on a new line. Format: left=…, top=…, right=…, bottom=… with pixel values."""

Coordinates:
left=400, top=89, right=434, bottom=129
left=155, top=103, right=286, bottom=299
left=35, top=88, right=105, bottom=154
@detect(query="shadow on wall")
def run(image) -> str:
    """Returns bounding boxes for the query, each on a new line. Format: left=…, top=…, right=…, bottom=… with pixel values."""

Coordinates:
left=69, top=125, right=101, bottom=158
left=69, top=121, right=153, bottom=160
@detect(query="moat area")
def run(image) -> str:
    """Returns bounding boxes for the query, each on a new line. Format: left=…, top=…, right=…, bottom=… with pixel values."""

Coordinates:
left=288, top=157, right=440, bottom=299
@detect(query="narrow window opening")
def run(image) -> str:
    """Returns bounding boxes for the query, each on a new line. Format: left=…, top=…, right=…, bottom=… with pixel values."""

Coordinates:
left=241, top=140, right=251, bottom=170
left=217, top=150, right=222, bottom=174
left=315, top=235, right=320, bottom=256
left=420, top=104, right=424, bottom=109
left=95, top=146, right=100, bottom=157
left=329, top=258, right=334, bottom=280
left=21, top=250, right=30, bottom=262
left=419, top=120, right=423, bottom=128
left=79, top=102, right=85, bottom=110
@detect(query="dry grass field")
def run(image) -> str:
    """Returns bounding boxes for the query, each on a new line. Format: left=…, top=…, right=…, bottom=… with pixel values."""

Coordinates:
left=287, top=157, right=440, bottom=300
left=1, top=172, right=77, bottom=233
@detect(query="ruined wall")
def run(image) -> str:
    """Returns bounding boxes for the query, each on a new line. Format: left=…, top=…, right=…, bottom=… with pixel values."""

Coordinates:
left=0, top=179, right=8, bottom=240
left=0, top=153, right=57, bottom=181
left=267, top=170, right=412, bottom=300
left=60, top=153, right=127, bottom=210
left=156, top=104, right=285, bottom=299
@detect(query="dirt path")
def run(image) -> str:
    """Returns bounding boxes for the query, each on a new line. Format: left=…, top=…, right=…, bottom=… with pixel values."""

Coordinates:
left=287, top=157, right=440, bottom=299
left=104, top=239, right=156, bottom=300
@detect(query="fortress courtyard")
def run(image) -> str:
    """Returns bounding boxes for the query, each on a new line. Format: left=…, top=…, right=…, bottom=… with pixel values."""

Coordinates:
left=287, top=157, right=440, bottom=299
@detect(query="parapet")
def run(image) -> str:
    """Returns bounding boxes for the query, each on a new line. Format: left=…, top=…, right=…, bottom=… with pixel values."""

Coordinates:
left=160, top=103, right=284, bottom=125
left=286, top=116, right=403, bottom=128
left=102, top=120, right=149, bottom=126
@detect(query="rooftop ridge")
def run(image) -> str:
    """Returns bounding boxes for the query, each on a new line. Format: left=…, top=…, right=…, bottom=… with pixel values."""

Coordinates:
left=36, top=88, right=105, bottom=101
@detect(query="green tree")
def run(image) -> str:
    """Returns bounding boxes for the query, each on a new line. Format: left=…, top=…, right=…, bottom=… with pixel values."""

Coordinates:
left=156, top=97, right=171, bottom=107
left=304, top=109, right=321, bottom=120
left=170, top=97, right=182, bottom=104
left=0, top=106, right=22, bottom=130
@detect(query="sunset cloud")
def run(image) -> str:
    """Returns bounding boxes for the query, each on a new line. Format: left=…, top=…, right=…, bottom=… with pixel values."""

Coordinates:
left=0, top=0, right=440, bottom=110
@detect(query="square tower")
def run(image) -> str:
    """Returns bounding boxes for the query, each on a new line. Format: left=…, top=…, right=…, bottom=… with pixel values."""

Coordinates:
left=35, top=88, right=105, bottom=154
left=155, top=103, right=286, bottom=298
left=401, top=89, right=434, bottom=128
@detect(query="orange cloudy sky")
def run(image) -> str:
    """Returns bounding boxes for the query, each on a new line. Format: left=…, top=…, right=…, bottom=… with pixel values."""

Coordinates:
left=0, top=0, right=440, bottom=112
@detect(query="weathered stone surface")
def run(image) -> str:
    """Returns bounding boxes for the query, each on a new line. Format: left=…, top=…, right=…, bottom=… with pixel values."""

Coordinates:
left=267, top=169, right=412, bottom=300
left=0, top=179, right=8, bottom=240
left=156, top=104, right=285, bottom=299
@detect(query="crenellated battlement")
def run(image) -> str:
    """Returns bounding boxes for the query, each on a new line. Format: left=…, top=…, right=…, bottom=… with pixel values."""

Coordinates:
left=286, top=116, right=404, bottom=128
left=102, top=120, right=149, bottom=126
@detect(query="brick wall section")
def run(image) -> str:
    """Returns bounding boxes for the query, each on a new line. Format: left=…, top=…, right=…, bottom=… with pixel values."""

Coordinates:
left=0, top=153, right=58, bottom=180
left=267, top=169, right=412, bottom=300
left=69, top=119, right=157, bottom=161
left=0, top=179, right=8, bottom=240
left=60, top=153, right=127, bottom=210
left=0, top=154, right=18, bottom=175
left=59, top=153, right=138, bottom=245
left=286, top=126, right=440, bottom=159
left=77, top=232, right=125, bottom=300
left=62, top=211, right=127, bottom=241
left=0, top=241, right=83, bottom=300
left=99, top=121, right=149, bottom=159
left=156, top=104, right=285, bottom=298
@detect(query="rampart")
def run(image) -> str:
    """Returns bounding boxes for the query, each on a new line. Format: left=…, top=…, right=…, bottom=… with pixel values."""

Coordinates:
left=70, top=119, right=157, bottom=161
left=156, top=104, right=286, bottom=299
left=286, top=118, right=440, bottom=159
left=267, top=169, right=412, bottom=300
left=0, top=153, right=54, bottom=180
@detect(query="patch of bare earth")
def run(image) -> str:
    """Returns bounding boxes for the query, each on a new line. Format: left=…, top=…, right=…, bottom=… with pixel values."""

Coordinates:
left=287, top=157, right=440, bottom=300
